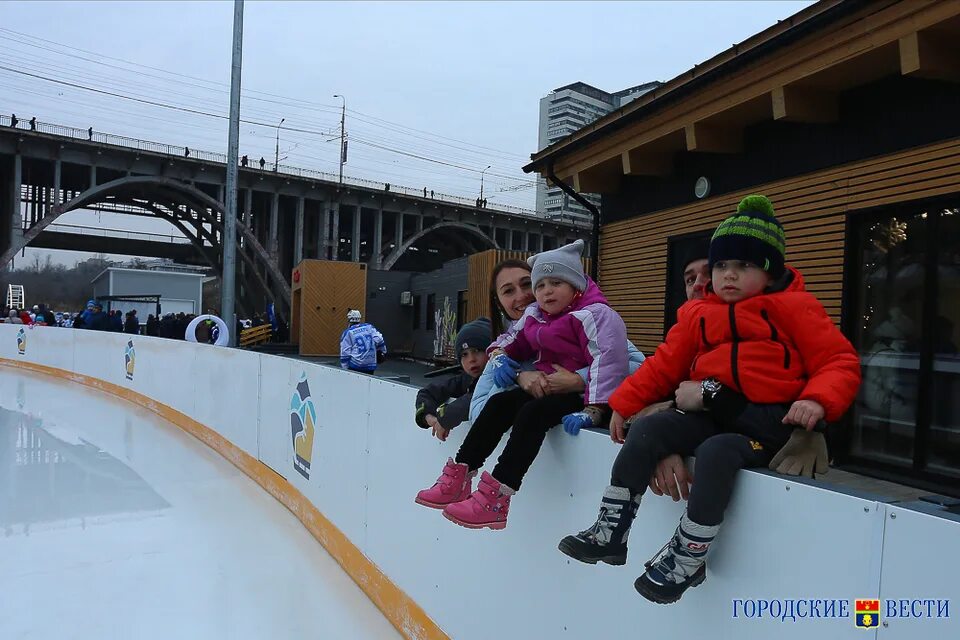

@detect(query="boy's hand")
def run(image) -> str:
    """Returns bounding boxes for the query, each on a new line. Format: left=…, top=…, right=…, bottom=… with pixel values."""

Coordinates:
left=674, top=381, right=704, bottom=412
left=783, top=399, right=825, bottom=430
left=425, top=415, right=449, bottom=441
left=610, top=410, right=626, bottom=444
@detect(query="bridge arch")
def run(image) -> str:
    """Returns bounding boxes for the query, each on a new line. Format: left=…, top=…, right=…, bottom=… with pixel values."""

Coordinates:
left=380, top=222, right=498, bottom=271
left=2, top=176, right=290, bottom=318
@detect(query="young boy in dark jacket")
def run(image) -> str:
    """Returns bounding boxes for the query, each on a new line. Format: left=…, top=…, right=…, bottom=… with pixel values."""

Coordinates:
left=415, top=318, right=492, bottom=441
left=558, top=195, right=861, bottom=605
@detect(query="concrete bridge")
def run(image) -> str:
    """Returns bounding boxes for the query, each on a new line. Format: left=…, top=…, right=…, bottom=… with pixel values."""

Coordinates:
left=0, top=116, right=588, bottom=318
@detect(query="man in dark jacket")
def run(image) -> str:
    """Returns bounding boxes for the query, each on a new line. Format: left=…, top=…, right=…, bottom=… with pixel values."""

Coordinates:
left=146, top=314, right=159, bottom=337
left=88, top=304, right=110, bottom=331
left=415, top=318, right=491, bottom=441
left=124, top=310, right=140, bottom=334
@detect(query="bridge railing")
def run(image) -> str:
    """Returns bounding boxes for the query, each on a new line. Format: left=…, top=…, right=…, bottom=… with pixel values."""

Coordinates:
left=44, top=222, right=192, bottom=245
left=0, top=114, right=582, bottom=225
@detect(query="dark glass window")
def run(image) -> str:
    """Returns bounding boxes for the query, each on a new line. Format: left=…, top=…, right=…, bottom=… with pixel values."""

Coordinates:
left=425, top=294, right=436, bottom=331
left=848, top=202, right=960, bottom=480
left=663, top=231, right=712, bottom=335
left=457, top=291, right=467, bottom=330
left=412, top=295, right=421, bottom=330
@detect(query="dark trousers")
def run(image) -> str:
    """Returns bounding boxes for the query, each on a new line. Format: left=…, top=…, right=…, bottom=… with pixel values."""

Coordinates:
left=455, top=388, right=583, bottom=490
left=611, top=404, right=794, bottom=526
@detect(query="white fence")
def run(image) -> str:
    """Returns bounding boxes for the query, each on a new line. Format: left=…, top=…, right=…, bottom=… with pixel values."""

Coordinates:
left=0, top=323, right=956, bottom=640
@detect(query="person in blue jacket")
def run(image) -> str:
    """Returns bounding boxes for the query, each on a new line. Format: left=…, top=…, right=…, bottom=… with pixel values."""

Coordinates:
left=339, top=309, right=386, bottom=373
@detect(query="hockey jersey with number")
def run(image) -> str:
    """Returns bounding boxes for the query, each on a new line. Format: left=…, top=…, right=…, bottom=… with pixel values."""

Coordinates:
left=339, top=322, right=386, bottom=372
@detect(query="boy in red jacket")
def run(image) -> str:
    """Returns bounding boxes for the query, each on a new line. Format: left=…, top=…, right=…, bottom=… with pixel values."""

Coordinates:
left=558, top=195, right=861, bottom=605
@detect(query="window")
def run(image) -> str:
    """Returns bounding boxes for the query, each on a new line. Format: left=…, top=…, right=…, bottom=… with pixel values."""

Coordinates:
left=425, top=294, right=436, bottom=331
left=412, top=294, right=421, bottom=329
left=846, top=201, right=960, bottom=481
left=663, top=231, right=712, bottom=334
left=457, top=291, right=468, bottom=330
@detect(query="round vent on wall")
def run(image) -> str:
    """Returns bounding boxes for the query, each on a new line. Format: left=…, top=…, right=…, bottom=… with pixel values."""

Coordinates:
left=694, top=176, right=711, bottom=199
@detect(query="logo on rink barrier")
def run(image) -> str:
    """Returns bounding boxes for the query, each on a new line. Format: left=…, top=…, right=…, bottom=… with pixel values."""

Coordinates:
left=855, top=599, right=880, bottom=628
left=124, top=340, right=136, bottom=380
left=16, top=327, right=25, bottom=355
left=732, top=597, right=948, bottom=626
left=290, top=372, right=317, bottom=479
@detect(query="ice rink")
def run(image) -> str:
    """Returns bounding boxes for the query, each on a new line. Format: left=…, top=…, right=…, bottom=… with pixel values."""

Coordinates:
left=0, top=367, right=401, bottom=640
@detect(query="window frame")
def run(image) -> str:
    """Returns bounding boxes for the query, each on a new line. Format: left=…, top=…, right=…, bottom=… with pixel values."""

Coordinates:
left=838, top=193, right=960, bottom=493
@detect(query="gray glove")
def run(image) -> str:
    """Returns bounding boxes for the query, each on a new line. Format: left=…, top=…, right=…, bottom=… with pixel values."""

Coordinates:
left=768, top=429, right=829, bottom=478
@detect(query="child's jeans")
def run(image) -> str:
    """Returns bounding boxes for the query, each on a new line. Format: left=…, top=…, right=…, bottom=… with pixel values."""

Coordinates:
left=612, top=404, right=795, bottom=525
left=455, top=388, right=583, bottom=490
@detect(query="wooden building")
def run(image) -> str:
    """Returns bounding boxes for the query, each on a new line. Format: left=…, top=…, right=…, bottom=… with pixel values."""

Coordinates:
left=525, top=0, right=960, bottom=490
left=290, top=260, right=367, bottom=356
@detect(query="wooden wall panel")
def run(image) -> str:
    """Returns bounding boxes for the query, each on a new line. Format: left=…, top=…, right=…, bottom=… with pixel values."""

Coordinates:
left=602, top=137, right=960, bottom=354
left=466, top=250, right=530, bottom=324
left=292, top=260, right=367, bottom=356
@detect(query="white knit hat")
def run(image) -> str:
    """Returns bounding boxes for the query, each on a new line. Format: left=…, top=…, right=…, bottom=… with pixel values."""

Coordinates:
left=528, top=239, right=587, bottom=292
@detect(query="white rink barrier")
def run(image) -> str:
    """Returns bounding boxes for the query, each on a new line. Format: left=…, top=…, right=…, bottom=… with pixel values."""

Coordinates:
left=1, top=323, right=957, bottom=640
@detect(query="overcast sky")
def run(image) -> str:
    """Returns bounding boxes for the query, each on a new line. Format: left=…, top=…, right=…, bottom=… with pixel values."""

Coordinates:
left=1, top=0, right=813, bottom=266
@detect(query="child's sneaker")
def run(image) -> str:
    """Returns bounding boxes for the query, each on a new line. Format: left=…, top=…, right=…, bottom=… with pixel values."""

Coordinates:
left=415, top=458, right=474, bottom=509
left=634, top=513, right=717, bottom=604
left=442, top=471, right=512, bottom=530
left=558, top=485, right=640, bottom=566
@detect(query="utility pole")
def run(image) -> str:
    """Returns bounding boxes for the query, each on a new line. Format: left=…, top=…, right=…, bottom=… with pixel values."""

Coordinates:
left=221, top=0, right=243, bottom=346
left=334, top=94, right=346, bottom=185
left=480, top=165, right=491, bottom=203
left=274, top=117, right=284, bottom=171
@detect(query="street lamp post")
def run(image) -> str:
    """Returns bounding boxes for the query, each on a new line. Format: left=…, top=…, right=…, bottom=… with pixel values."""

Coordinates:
left=221, top=0, right=244, bottom=347
left=333, top=95, right=346, bottom=185
left=274, top=117, right=284, bottom=171
left=479, top=165, right=491, bottom=204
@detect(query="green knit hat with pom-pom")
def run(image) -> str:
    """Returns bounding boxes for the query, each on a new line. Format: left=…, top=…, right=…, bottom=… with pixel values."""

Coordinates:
left=709, top=194, right=786, bottom=277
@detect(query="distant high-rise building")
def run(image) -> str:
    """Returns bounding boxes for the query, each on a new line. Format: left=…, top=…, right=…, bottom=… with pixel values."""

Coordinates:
left=536, top=81, right=661, bottom=224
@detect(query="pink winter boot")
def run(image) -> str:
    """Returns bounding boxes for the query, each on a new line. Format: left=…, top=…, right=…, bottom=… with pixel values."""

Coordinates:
left=415, top=458, right=474, bottom=509
left=442, top=471, right=513, bottom=530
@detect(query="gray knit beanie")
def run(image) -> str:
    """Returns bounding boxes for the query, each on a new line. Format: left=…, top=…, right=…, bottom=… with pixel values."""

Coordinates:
left=528, top=239, right=587, bottom=292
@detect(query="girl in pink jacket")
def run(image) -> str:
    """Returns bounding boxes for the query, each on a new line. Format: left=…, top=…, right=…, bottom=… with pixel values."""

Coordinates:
left=415, top=239, right=629, bottom=530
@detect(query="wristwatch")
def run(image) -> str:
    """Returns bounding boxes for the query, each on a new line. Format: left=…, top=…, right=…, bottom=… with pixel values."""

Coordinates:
left=701, top=378, right=723, bottom=409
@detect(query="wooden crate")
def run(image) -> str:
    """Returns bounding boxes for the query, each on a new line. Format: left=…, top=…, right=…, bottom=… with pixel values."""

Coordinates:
left=291, top=260, right=367, bottom=356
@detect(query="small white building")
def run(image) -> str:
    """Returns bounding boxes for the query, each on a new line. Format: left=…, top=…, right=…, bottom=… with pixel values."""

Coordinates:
left=91, top=267, right=205, bottom=320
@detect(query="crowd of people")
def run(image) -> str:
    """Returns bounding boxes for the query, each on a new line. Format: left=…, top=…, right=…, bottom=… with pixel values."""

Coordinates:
left=1, top=298, right=289, bottom=346
left=411, top=194, right=862, bottom=606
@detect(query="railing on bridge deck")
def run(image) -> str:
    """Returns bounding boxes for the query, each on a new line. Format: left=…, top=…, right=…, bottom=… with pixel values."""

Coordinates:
left=44, top=222, right=193, bottom=245
left=0, top=115, right=580, bottom=225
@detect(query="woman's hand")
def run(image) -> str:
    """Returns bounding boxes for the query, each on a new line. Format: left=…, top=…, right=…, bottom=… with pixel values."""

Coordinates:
left=517, top=371, right=548, bottom=398
left=545, top=365, right=586, bottom=395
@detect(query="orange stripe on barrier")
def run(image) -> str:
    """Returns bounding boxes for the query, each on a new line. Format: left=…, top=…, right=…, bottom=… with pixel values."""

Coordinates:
left=0, top=357, right=448, bottom=640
